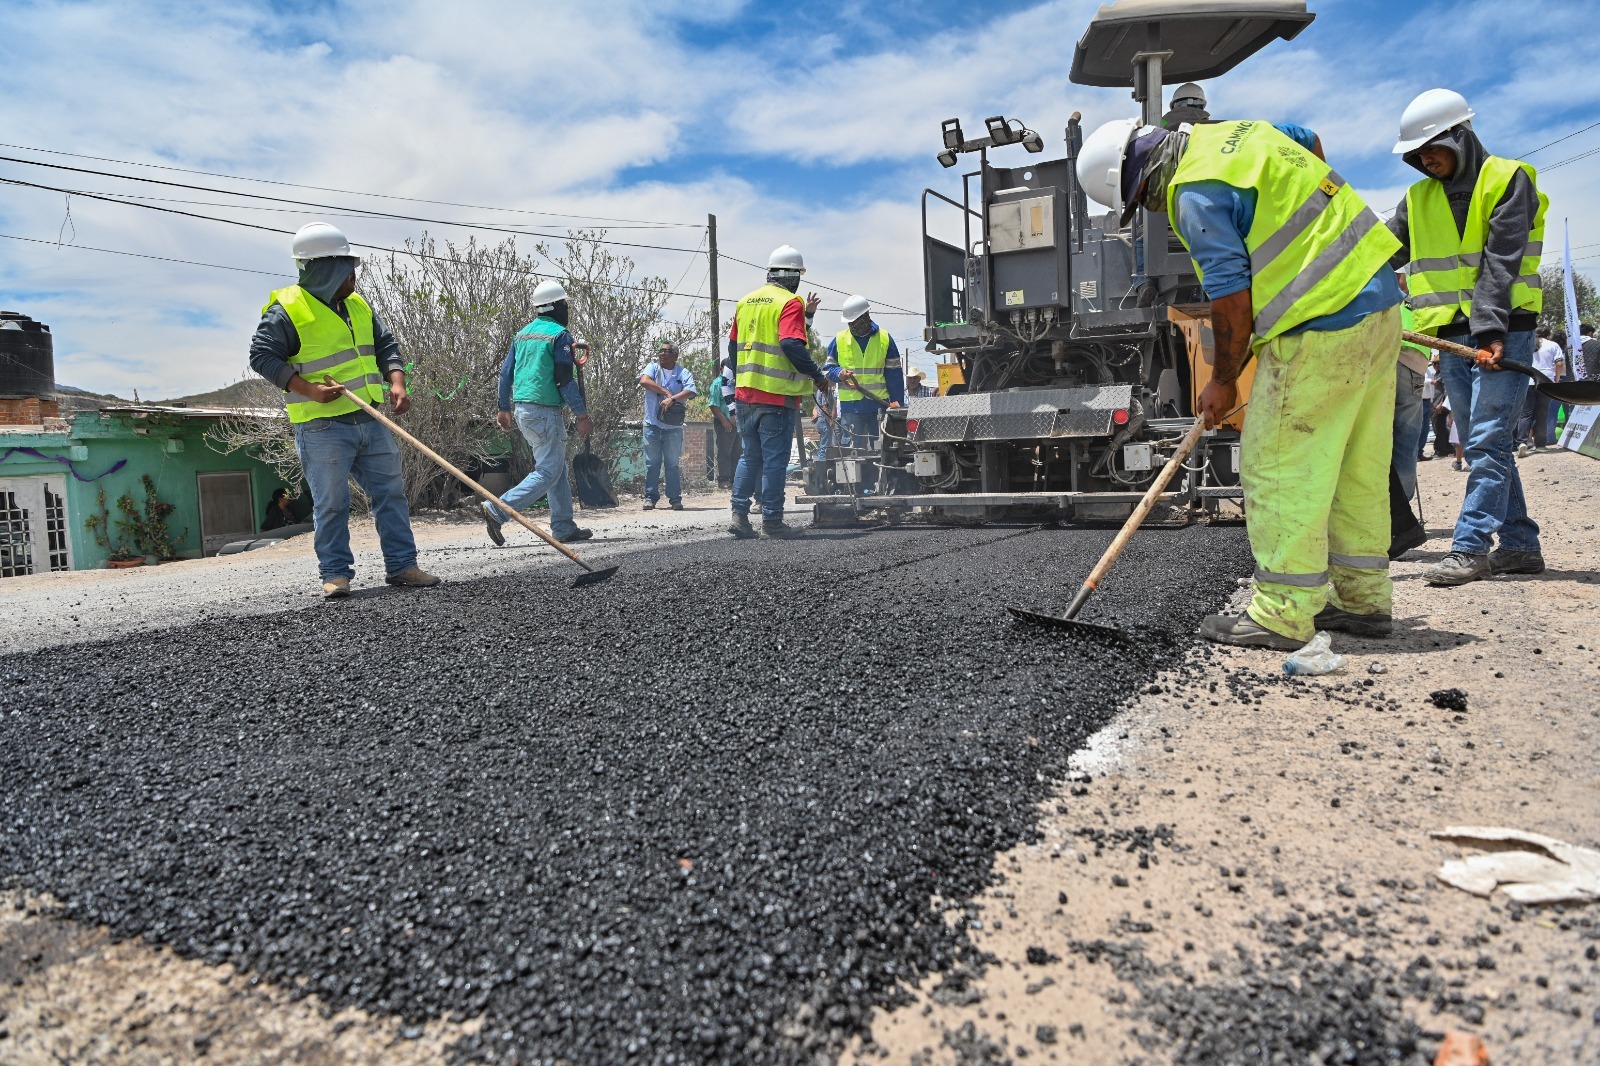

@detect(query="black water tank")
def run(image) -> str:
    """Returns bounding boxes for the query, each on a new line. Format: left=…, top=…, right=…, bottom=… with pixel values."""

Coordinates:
left=0, top=311, right=55, bottom=397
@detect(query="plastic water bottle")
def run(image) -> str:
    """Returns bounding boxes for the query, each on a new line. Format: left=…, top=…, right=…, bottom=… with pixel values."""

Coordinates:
left=1282, top=631, right=1346, bottom=676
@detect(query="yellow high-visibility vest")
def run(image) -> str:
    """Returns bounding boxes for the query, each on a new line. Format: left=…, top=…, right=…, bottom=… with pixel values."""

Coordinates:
left=733, top=284, right=809, bottom=397
left=833, top=327, right=891, bottom=403
left=1404, top=156, right=1546, bottom=334
left=263, top=286, right=386, bottom=422
left=1167, top=121, right=1399, bottom=348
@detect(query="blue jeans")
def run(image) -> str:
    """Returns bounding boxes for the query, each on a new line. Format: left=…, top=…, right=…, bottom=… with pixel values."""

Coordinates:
left=1514, top=381, right=1536, bottom=445
left=841, top=409, right=880, bottom=449
left=1439, top=329, right=1541, bottom=554
left=732, top=402, right=794, bottom=523
left=643, top=423, right=684, bottom=504
left=1416, top=397, right=1433, bottom=458
left=815, top=413, right=836, bottom=463
left=1393, top=364, right=1425, bottom=499
left=294, top=416, right=418, bottom=581
left=485, top=403, right=578, bottom=538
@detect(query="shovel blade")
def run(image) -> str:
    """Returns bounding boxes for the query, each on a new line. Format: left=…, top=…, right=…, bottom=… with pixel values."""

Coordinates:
left=572, top=455, right=619, bottom=508
left=1539, top=380, right=1600, bottom=406
left=571, top=564, right=620, bottom=588
left=1005, top=605, right=1128, bottom=641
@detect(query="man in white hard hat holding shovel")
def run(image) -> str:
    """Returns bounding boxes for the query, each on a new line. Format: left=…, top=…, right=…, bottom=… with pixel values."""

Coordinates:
left=248, top=222, right=440, bottom=600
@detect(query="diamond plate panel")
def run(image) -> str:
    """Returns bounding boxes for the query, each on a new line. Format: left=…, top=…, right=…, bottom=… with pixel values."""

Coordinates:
left=909, top=385, right=1133, bottom=443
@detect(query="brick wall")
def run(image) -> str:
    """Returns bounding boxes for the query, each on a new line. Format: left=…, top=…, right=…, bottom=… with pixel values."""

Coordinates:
left=0, top=397, right=59, bottom=426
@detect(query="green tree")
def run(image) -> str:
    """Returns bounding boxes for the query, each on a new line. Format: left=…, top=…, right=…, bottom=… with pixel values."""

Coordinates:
left=1538, top=265, right=1600, bottom=335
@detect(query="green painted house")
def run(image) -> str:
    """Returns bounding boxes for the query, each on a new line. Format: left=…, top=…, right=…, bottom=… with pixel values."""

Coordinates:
left=0, top=406, right=290, bottom=574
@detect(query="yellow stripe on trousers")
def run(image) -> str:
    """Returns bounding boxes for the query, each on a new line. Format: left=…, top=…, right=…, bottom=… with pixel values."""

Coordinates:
left=1240, top=305, right=1400, bottom=642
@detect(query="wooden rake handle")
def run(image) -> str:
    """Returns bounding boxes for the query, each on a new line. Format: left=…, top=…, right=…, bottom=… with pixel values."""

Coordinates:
left=1068, top=416, right=1203, bottom=611
left=1403, top=329, right=1483, bottom=362
left=331, top=385, right=590, bottom=569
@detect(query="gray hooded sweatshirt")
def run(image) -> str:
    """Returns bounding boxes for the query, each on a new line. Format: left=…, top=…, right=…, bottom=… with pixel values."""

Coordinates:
left=1386, top=125, right=1541, bottom=345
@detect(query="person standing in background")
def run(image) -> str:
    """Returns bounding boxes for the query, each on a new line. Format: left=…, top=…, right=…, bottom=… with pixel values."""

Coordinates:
left=639, top=341, right=697, bottom=511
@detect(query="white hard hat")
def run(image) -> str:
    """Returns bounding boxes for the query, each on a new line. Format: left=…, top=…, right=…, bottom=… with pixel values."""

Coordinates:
left=291, top=222, right=359, bottom=262
left=841, top=294, right=871, bottom=325
left=767, top=245, right=806, bottom=273
left=1077, top=118, right=1143, bottom=212
left=1394, top=88, right=1474, bottom=154
left=532, top=279, right=568, bottom=310
left=1170, top=82, right=1205, bottom=109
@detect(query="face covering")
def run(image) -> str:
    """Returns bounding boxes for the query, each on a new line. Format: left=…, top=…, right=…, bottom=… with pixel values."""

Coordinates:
left=770, top=272, right=800, bottom=293
left=297, top=256, right=358, bottom=305
left=1139, top=129, right=1189, bottom=215
left=547, top=300, right=570, bottom=327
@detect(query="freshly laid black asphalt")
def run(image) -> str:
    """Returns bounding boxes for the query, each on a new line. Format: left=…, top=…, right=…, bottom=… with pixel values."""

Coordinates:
left=0, top=523, right=1251, bottom=1063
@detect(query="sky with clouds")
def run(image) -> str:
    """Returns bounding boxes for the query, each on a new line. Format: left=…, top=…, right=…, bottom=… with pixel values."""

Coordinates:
left=2, top=0, right=1597, bottom=398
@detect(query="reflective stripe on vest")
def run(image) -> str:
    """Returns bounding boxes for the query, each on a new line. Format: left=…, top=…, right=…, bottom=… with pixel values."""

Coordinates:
left=264, top=286, right=385, bottom=423
left=1168, top=121, right=1400, bottom=346
left=1404, top=156, right=1547, bottom=333
left=734, top=284, right=809, bottom=397
left=834, top=326, right=890, bottom=404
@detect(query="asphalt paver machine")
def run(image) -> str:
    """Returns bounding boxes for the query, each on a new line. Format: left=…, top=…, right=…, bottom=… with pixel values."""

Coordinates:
left=800, top=0, right=1316, bottom=526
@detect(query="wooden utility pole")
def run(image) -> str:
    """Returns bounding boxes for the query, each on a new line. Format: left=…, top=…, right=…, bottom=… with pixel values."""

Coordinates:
left=707, top=214, right=720, bottom=368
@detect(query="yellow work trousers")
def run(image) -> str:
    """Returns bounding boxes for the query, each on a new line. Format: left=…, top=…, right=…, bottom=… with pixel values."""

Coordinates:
left=1241, top=305, right=1400, bottom=641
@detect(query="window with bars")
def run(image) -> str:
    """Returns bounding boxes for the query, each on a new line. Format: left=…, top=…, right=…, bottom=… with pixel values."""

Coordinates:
left=0, top=488, right=35, bottom=578
left=0, top=477, right=72, bottom=577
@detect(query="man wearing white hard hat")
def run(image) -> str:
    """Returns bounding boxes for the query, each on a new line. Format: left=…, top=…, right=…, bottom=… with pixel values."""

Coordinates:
left=825, top=294, right=904, bottom=461
left=483, top=279, right=593, bottom=547
left=1076, top=116, right=1401, bottom=651
left=1386, top=88, right=1548, bottom=587
left=726, top=245, right=827, bottom=539
left=248, top=222, right=440, bottom=600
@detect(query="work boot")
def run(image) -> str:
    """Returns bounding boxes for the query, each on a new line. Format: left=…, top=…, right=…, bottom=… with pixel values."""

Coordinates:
left=1388, top=523, right=1427, bottom=560
left=557, top=528, right=594, bottom=544
left=1488, top=548, right=1545, bottom=575
left=1312, top=605, right=1393, bottom=638
left=483, top=507, right=506, bottom=547
left=643, top=500, right=656, bottom=511
left=1198, top=614, right=1302, bottom=651
left=670, top=500, right=684, bottom=511
left=321, top=577, right=350, bottom=600
left=729, top=514, right=758, bottom=539
left=1425, top=551, right=1491, bottom=586
left=762, top=521, right=803, bottom=539
left=385, top=566, right=442, bottom=588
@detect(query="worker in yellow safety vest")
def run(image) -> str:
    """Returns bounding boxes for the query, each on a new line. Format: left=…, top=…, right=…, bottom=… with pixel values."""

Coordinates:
left=248, top=223, right=440, bottom=600
left=1386, top=88, right=1548, bottom=588
left=1078, top=118, right=1403, bottom=650
left=726, top=245, right=828, bottom=539
left=826, top=294, right=904, bottom=467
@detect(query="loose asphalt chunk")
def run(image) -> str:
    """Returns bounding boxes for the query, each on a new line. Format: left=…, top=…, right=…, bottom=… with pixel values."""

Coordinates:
left=0, top=524, right=1251, bottom=1063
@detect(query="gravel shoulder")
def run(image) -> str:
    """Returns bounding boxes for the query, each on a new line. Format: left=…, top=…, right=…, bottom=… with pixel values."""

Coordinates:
left=865, top=449, right=1600, bottom=1065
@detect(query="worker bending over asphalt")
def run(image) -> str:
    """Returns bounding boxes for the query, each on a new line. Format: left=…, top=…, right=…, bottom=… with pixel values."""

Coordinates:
left=1082, top=118, right=1402, bottom=650
left=483, top=280, right=593, bottom=547
left=727, top=245, right=827, bottom=539
left=1387, top=89, right=1548, bottom=586
left=248, top=223, right=440, bottom=600
left=826, top=295, right=904, bottom=455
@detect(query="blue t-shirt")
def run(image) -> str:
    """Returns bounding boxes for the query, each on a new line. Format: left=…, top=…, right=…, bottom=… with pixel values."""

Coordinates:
left=1171, top=124, right=1400, bottom=334
left=641, top=361, right=697, bottom=428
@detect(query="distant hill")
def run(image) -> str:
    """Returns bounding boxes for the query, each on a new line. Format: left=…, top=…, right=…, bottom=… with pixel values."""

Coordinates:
left=151, top=379, right=271, bottom=408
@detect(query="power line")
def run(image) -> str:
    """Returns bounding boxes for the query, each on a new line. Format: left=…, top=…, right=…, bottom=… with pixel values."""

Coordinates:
left=718, top=251, right=921, bottom=316
left=1519, top=120, right=1600, bottom=158
left=0, top=231, right=285, bottom=276
left=0, top=141, right=700, bottom=229
left=1543, top=145, right=1600, bottom=172
left=0, top=155, right=709, bottom=256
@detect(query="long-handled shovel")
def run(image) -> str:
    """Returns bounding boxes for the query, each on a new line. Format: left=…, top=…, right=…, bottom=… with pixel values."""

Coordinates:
left=1404, top=330, right=1600, bottom=405
left=332, top=385, right=619, bottom=588
left=1007, top=418, right=1208, bottom=639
